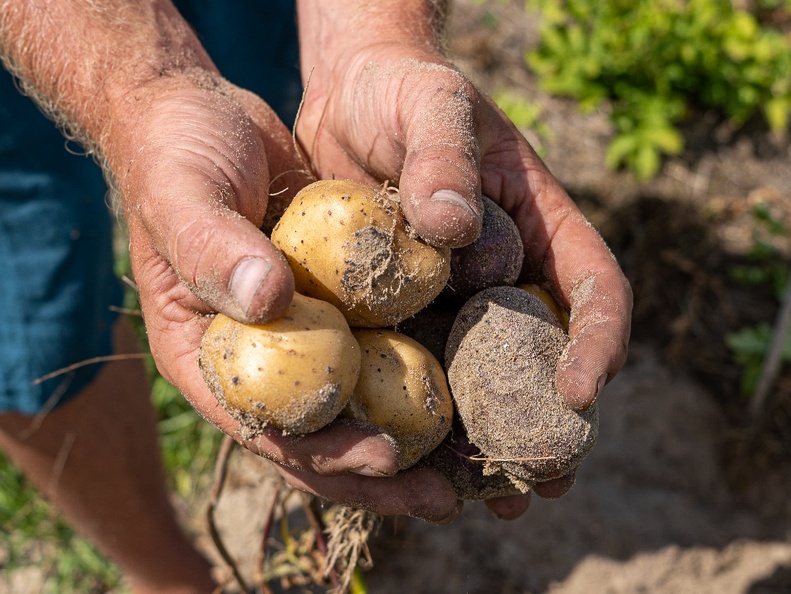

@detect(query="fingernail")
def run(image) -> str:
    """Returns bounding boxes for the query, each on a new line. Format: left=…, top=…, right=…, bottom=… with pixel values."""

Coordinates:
left=349, top=465, right=392, bottom=478
left=230, top=257, right=272, bottom=318
left=435, top=500, right=464, bottom=525
left=431, top=189, right=477, bottom=216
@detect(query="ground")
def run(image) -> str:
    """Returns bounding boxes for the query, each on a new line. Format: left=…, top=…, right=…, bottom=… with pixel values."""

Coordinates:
left=205, top=2, right=791, bottom=593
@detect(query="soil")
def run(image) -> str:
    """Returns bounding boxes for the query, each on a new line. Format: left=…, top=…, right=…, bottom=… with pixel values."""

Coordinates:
left=203, top=2, right=791, bottom=593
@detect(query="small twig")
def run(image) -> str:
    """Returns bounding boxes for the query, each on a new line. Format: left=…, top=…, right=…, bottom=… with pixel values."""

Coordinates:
left=441, top=443, right=556, bottom=463
left=254, top=479, right=283, bottom=594
left=751, top=267, right=791, bottom=420
left=120, top=274, right=138, bottom=292
left=32, top=353, right=150, bottom=385
left=108, top=305, right=143, bottom=316
left=206, top=435, right=250, bottom=593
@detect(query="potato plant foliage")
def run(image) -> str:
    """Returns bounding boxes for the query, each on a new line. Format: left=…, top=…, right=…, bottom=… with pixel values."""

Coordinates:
left=526, top=0, right=791, bottom=179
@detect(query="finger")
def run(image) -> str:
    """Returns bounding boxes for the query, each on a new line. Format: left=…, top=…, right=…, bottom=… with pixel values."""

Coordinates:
left=275, top=464, right=462, bottom=523
left=533, top=472, right=577, bottom=500
left=479, top=129, right=632, bottom=411
left=243, top=419, right=401, bottom=478
left=485, top=493, right=531, bottom=520
left=125, top=89, right=295, bottom=324
left=397, top=64, right=483, bottom=248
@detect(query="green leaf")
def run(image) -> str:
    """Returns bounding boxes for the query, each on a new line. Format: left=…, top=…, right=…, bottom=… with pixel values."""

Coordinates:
left=764, top=96, right=790, bottom=133
left=634, top=143, right=662, bottom=180
left=605, top=133, right=638, bottom=169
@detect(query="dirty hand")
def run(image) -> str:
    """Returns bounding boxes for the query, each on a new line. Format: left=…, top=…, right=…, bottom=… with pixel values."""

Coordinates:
left=294, top=0, right=633, bottom=518
left=106, top=75, right=460, bottom=523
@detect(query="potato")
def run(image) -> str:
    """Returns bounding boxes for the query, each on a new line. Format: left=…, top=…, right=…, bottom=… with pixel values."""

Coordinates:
left=270, top=179, right=451, bottom=327
left=199, top=293, right=361, bottom=437
left=519, top=283, right=570, bottom=330
left=424, top=417, right=521, bottom=501
left=342, top=329, right=454, bottom=469
left=443, top=196, right=524, bottom=302
left=445, top=286, right=598, bottom=492
left=394, top=302, right=458, bottom=365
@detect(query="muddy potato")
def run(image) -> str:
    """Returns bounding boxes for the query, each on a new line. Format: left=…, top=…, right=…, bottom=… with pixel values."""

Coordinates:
left=199, top=293, right=361, bottom=437
left=443, top=195, right=524, bottom=302
left=425, top=418, right=521, bottom=501
left=270, top=179, right=451, bottom=327
left=445, top=286, right=598, bottom=492
left=342, top=329, right=454, bottom=469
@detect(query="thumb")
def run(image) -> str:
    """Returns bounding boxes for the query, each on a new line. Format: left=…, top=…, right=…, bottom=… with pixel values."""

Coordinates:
left=120, top=87, right=296, bottom=323
left=168, top=209, right=295, bottom=323
left=397, top=65, right=483, bottom=248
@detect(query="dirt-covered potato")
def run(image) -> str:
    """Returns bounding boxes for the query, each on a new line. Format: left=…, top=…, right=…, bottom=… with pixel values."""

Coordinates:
left=445, top=286, right=598, bottom=492
left=270, top=179, right=451, bottom=328
left=342, top=329, right=454, bottom=470
left=443, top=195, right=524, bottom=301
left=424, top=418, right=521, bottom=501
left=199, top=293, right=361, bottom=437
left=394, top=303, right=458, bottom=365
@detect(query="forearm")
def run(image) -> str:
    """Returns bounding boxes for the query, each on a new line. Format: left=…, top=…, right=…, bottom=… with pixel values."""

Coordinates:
left=0, top=0, right=215, bottom=158
left=295, top=0, right=450, bottom=82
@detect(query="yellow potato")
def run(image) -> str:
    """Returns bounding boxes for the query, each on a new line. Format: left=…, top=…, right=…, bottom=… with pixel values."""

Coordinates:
left=518, top=283, right=570, bottom=330
left=343, top=329, right=454, bottom=469
left=270, top=179, right=451, bottom=327
left=199, top=293, right=361, bottom=436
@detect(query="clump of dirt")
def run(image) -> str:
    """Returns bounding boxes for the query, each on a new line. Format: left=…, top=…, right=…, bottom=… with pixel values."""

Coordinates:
left=445, top=286, right=598, bottom=491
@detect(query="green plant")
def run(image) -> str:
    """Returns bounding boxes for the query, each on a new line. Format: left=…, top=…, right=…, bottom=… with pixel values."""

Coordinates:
left=0, top=456, right=123, bottom=593
left=525, top=0, right=791, bottom=179
left=492, top=88, right=552, bottom=156
left=725, top=203, right=790, bottom=395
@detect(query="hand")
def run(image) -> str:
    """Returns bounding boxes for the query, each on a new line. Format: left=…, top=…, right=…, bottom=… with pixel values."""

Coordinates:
left=295, top=37, right=632, bottom=518
left=107, top=75, right=460, bottom=523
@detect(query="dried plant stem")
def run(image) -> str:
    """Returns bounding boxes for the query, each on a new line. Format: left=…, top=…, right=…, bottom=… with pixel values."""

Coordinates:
left=32, top=353, right=150, bottom=385
left=254, top=479, right=283, bottom=594
left=442, top=443, right=556, bottom=463
left=751, top=268, right=791, bottom=419
left=206, top=435, right=250, bottom=594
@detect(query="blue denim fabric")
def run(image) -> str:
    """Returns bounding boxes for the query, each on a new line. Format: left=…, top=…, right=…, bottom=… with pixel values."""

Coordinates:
left=0, top=0, right=300, bottom=413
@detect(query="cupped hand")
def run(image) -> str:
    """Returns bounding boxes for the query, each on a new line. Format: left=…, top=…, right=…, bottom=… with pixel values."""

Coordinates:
left=106, top=75, right=459, bottom=523
left=296, top=43, right=633, bottom=518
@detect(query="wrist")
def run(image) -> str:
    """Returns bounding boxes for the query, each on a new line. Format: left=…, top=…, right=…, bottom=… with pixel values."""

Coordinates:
left=296, top=0, right=448, bottom=89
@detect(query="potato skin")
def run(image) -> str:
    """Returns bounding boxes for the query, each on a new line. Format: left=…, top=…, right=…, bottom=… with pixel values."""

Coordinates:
left=445, top=286, right=598, bottom=491
left=270, top=179, right=451, bottom=327
left=343, top=329, right=454, bottom=469
left=199, top=293, right=361, bottom=436
left=444, top=196, right=524, bottom=302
